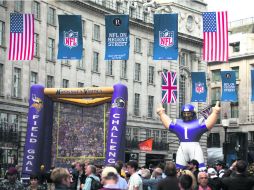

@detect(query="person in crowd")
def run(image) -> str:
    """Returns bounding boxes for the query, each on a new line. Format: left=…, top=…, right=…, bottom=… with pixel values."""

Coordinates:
left=27, top=174, right=47, bottom=190
left=221, top=160, right=254, bottom=190
left=179, top=174, right=193, bottom=190
left=74, top=161, right=87, bottom=190
left=100, top=166, right=120, bottom=190
left=157, top=161, right=179, bottom=190
left=126, top=160, right=143, bottom=190
left=82, top=164, right=100, bottom=190
left=194, top=172, right=213, bottom=190
left=207, top=168, right=222, bottom=190
left=50, top=167, right=73, bottom=190
left=187, top=159, right=199, bottom=181
left=215, top=160, right=226, bottom=178
left=140, top=169, right=151, bottom=190
left=115, top=161, right=128, bottom=190
left=0, top=167, right=26, bottom=190
left=157, top=102, right=220, bottom=169
left=180, top=170, right=197, bottom=189
left=142, top=167, right=164, bottom=190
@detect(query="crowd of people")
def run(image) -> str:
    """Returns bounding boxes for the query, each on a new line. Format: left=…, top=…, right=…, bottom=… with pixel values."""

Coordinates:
left=1, top=159, right=254, bottom=190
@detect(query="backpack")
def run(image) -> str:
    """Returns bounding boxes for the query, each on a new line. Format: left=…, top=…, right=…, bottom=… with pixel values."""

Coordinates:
left=89, top=176, right=102, bottom=190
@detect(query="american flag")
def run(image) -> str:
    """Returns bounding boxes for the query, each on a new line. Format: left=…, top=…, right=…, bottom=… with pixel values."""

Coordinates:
left=162, top=71, right=177, bottom=103
left=202, top=11, right=228, bottom=62
left=8, top=13, right=34, bottom=60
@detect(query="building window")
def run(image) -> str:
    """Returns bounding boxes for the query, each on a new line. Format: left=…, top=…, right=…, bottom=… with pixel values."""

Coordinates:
left=93, top=24, right=100, bottom=41
left=33, top=1, right=40, bottom=20
left=78, top=82, right=84, bottom=88
left=133, top=128, right=139, bottom=141
left=144, top=13, right=148, bottom=22
left=62, top=79, right=69, bottom=88
left=134, top=63, right=141, bottom=81
left=116, top=2, right=121, bottom=12
left=207, top=133, right=220, bottom=148
left=230, top=42, right=240, bottom=52
left=47, top=38, right=55, bottom=61
left=134, top=93, right=140, bottom=116
left=148, top=42, right=153, bottom=56
left=106, top=61, right=113, bottom=76
left=0, top=1, right=5, bottom=6
left=152, top=130, right=160, bottom=142
left=148, top=66, right=154, bottom=84
left=30, top=72, right=38, bottom=86
left=136, top=6, right=141, bottom=19
left=179, top=75, right=186, bottom=116
left=231, top=102, right=239, bottom=118
left=121, top=60, right=127, bottom=79
left=146, top=129, right=151, bottom=139
left=180, top=52, right=187, bottom=66
left=212, top=69, right=221, bottom=82
left=135, top=38, right=141, bottom=53
left=0, top=64, right=3, bottom=95
left=92, top=52, right=99, bottom=72
left=129, top=8, right=135, bottom=18
left=47, top=75, right=54, bottom=88
left=13, top=68, right=21, bottom=98
left=77, top=49, right=85, bottom=69
left=232, top=66, right=239, bottom=79
left=47, top=7, right=55, bottom=25
left=148, top=95, right=154, bottom=118
left=211, top=87, right=221, bottom=105
left=14, top=1, right=23, bottom=12
left=82, top=20, right=86, bottom=36
left=0, top=21, right=5, bottom=46
left=161, top=131, right=168, bottom=143
left=34, top=33, right=39, bottom=57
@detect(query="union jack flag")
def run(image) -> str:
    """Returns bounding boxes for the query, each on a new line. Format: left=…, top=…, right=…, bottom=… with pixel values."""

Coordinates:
left=162, top=71, right=177, bottom=103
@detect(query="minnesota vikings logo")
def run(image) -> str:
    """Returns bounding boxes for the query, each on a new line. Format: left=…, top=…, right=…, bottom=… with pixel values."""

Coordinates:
left=112, top=97, right=126, bottom=108
left=195, top=82, right=205, bottom=94
left=159, top=29, right=174, bottom=48
left=64, top=30, right=78, bottom=49
left=30, top=94, right=43, bottom=113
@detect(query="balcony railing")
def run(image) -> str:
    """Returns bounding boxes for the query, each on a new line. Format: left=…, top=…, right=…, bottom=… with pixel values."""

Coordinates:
left=126, top=139, right=169, bottom=151
left=0, top=128, right=19, bottom=144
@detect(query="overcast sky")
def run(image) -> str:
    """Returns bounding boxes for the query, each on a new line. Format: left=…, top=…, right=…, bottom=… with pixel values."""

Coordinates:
left=205, top=0, right=254, bottom=21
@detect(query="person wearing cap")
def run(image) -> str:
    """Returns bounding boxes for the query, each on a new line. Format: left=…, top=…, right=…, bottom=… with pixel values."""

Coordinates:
left=27, top=174, right=47, bottom=190
left=157, top=102, right=221, bottom=169
left=187, top=159, right=199, bottom=181
left=207, top=168, right=222, bottom=190
left=215, top=160, right=225, bottom=178
left=0, top=167, right=26, bottom=190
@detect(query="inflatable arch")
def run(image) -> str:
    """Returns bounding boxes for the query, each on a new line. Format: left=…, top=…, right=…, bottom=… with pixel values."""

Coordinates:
left=22, top=83, right=127, bottom=176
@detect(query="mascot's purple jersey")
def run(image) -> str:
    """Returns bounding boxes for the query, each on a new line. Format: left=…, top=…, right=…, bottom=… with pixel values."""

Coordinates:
left=169, top=119, right=208, bottom=142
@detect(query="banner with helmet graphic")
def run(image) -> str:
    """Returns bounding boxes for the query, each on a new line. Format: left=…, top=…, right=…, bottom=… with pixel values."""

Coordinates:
left=153, top=14, right=178, bottom=60
left=57, top=15, right=83, bottom=60
left=191, top=72, right=207, bottom=102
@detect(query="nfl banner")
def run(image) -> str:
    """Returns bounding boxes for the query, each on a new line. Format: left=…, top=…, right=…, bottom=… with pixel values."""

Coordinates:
left=57, top=15, right=83, bottom=60
left=154, top=14, right=178, bottom=60
left=251, top=70, right=254, bottom=101
left=221, top=71, right=237, bottom=102
left=162, top=71, right=177, bottom=104
left=105, top=15, right=129, bottom=60
left=191, top=72, right=207, bottom=102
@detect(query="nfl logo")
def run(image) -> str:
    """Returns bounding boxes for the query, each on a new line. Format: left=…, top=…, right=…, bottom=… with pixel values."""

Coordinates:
left=159, top=29, right=174, bottom=48
left=64, top=30, right=78, bottom=49
left=195, top=82, right=204, bottom=94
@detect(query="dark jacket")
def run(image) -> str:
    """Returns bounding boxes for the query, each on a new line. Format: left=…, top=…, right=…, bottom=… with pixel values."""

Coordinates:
left=55, top=184, right=70, bottom=190
left=221, top=172, right=254, bottom=190
left=208, top=177, right=222, bottom=190
left=157, top=176, right=179, bottom=190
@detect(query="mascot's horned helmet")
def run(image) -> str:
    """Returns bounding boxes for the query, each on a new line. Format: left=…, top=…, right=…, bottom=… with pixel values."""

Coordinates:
left=181, top=104, right=197, bottom=122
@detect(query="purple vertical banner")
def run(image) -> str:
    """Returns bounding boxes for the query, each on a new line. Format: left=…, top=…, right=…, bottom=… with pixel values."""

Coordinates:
left=105, top=84, right=128, bottom=165
left=41, top=96, right=53, bottom=172
left=22, top=85, right=45, bottom=177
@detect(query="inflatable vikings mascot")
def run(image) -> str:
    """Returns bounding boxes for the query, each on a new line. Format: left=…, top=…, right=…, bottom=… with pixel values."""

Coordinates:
left=157, top=101, right=221, bottom=169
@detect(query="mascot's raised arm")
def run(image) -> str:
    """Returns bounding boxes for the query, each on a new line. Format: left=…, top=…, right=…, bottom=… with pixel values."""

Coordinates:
left=157, top=101, right=221, bottom=169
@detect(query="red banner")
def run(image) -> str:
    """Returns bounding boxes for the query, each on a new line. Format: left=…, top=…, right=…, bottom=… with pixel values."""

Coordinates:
left=138, top=138, right=153, bottom=151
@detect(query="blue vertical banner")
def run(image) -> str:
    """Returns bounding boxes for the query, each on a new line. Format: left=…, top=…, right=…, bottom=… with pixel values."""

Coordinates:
left=22, top=85, right=45, bottom=177
left=57, top=15, right=83, bottom=60
left=221, top=71, right=237, bottom=102
left=154, top=14, right=178, bottom=60
left=191, top=72, right=207, bottom=102
left=105, top=15, right=129, bottom=60
left=251, top=70, right=254, bottom=101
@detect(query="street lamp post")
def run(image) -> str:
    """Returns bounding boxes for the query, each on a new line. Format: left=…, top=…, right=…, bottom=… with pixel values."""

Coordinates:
left=222, top=114, right=229, bottom=164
